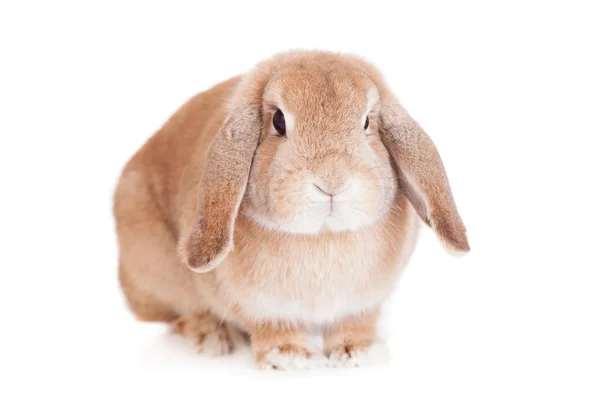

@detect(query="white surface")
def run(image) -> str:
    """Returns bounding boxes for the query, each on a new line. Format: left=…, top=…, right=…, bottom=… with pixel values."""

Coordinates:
left=1, top=1, right=599, bottom=399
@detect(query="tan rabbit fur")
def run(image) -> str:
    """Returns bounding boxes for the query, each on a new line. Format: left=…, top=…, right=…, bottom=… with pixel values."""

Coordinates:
left=114, top=50, right=469, bottom=369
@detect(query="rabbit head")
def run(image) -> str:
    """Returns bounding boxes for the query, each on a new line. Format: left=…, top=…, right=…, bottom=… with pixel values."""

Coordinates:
left=185, top=51, right=469, bottom=272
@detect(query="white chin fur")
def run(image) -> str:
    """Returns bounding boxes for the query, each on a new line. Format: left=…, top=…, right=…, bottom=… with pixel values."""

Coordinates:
left=246, top=209, right=371, bottom=234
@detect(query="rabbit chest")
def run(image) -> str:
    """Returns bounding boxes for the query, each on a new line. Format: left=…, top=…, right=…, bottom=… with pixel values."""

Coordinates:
left=218, top=206, right=419, bottom=327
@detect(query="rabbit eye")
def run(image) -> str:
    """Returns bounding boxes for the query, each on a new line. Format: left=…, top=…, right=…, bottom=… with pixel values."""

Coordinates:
left=273, top=109, right=286, bottom=136
left=364, top=116, right=369, bottom=130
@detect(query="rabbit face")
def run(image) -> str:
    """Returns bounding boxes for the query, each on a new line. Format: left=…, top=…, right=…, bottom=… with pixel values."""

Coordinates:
left=243, top=65, right=397, bottom=234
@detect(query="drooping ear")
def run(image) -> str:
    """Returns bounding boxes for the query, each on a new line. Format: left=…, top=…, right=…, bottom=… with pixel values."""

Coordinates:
left=185, top=104, right=262, bottom=272
left=379, top=102, right=470, bottom=254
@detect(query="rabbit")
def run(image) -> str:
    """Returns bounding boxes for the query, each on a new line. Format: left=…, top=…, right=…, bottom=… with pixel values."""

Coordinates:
left=113, top=50, right=469, bottom=370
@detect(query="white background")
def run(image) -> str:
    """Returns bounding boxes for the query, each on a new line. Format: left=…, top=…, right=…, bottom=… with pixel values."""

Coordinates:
left=1, top=1, right=599, bottom=398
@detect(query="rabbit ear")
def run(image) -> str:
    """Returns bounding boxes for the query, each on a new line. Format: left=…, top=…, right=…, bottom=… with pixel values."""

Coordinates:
left=379, top=102, right=470, bottom=254
left=185, top=104, right=262, bottom=272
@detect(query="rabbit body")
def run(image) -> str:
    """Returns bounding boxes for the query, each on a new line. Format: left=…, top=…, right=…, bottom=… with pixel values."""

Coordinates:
left=114, top=51, right=468, bottom=369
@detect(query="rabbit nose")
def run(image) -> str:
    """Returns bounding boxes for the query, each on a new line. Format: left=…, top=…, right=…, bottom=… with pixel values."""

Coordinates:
left=313, top=183, right=336, bottom=213
left=312, top=182, right=351, bottom=202
left=313, top=183, right=334, bottom=197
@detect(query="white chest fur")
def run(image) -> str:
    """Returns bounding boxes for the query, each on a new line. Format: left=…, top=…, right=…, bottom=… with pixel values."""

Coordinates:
left=222, top=215, right=418, bottom=327
left=249, top=281, right=391, bottom=327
